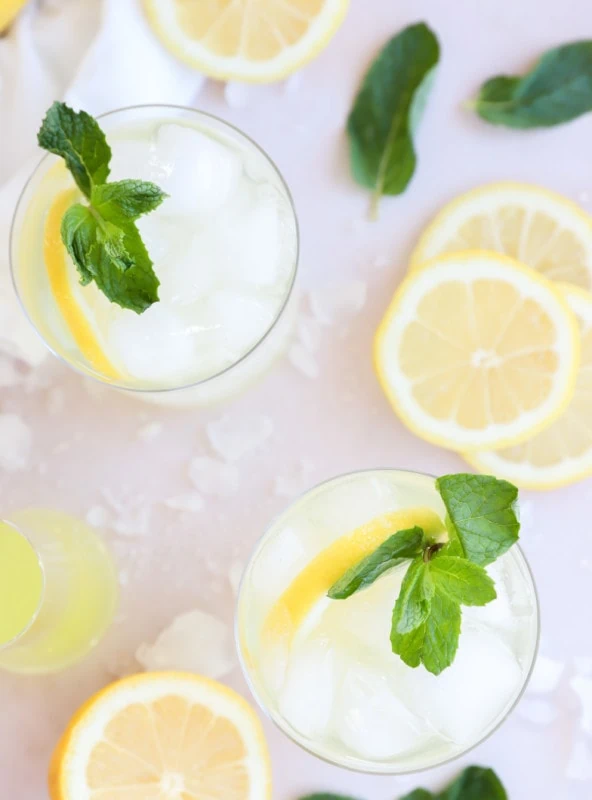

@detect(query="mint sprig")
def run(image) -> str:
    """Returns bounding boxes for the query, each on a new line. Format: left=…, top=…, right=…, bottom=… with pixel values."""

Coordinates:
left=38, top=102, right=166, bottom=313
left=327, top=473, right=519, bottom=675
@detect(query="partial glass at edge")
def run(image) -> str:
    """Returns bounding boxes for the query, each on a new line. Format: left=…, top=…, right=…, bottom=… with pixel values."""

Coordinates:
left=236, top=469, right=540, bottom=774
left=0, top=510, right=118, bottom=674
left=10, top=105, right=299, bottom=407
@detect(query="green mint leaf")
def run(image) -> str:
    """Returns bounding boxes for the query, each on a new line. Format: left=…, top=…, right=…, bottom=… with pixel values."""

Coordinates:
left=399, top=765, right=507, bottom=800
left=436, top=474, right=519, bottom=566
left=429, top=557, right=496, bottom=606
left=472, top=39, right=592, bottom=128
left=92, top=180, right=167, bottom=224
left=438, top=766, right=507, bottom=799
left=328, top=526, right=425, bottom=600
left=347, top=22, right=440, bottom=218
left=392, top=583, right=460, bottom=675
left=61, top=204, right=97, bottom=285
left=38, top=102, right=111, bottom=198
left=392, top=559, right=433, bottom=635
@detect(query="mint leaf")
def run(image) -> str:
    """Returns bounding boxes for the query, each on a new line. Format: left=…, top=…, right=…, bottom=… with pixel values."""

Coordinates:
left=38, top=102, right=111, bottom=198
left=429, top=557, right=496, bottom=606
left=39, top=103, right=164, bottom=312
left=472, top=39, right=592, bottom=128
left=392, top=559, right=433, bottom=635
left=392, top=581, right=460, bottom=675
left=92, top=180, right=167, bottom=224
left=347, top=22, right=440, bottom=218
left=400, top=765, right=507, bottom=800
left=436, top=474, right=519, bottom=566
left=328, top=526, right=425, bottom=599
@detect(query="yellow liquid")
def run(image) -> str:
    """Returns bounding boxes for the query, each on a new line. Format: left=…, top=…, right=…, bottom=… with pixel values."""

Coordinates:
left=0, top=510, right=118, bottom=674
left=0, top=521, right=44, bottom=646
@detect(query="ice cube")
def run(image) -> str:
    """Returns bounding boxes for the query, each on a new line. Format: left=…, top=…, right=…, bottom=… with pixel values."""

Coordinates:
left=250, top=524, right=308, bottom=604
left=136, top=609, right=234, bottom=678
left=310, top=279, right=367, bottom=326
left=289, top=344, right=319, bottom=379
left=207, top=413, right=274, bottom=462
left=108, top=304, right=197, bottom=384
left=157, top=229, right=220, bottom=306
left=155, top=124, right=242, bottom=215
left=136, top=215, right=182, bottom=275
left=279, top=637, right=339, bottom=739
left=335, top=661, right=425, bottom=759
left=164, top=493, right=204, bottom=513
left=108, top=138, right=167, bottom=183
left=297, top=313, right=322, bottom=352
left=529, top=654, right=565, bottom=694
left=571, top=675, right=592, bottom=734
left=0, top=413, right=31, bottom=472
left=223, top=202, right=283, bottom=286
left=188, top=456, right=239, bottom=496
left=86, top=505, right=112, bottom=529
left=402, top=628, right=523, bottom=745
left=208, top=291, right=276, bottom=354
left=517, top=698, right=557, bottom=725
left=566, top=739, right=592, bottom=781
left=137, top=421, right=163, bottom=441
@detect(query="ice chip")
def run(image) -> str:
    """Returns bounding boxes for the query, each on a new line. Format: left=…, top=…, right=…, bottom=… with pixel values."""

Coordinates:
left=155, top=124, right=241, bottom=215
left=86, top=505, right=112, bottom=529
left=250, top=524, right=308, bottom=604
left=157, top=229, right=220, bottom=305
left=307, top=475, right=402, bottom=537
left=137, top=421, right=163, bottom=441
left=517, top=698, right=557, bottom=725
left=279, top=637, right=338, bottom=739
left=529, top=654, right=565, bottom=694
left=297, top=313, right=322, bottom=352
left=566, top=739, right=592, bottom=781
left=571, top=675, right=592, bottom=734
left=207, top=413, right=274, bottom=462
left=0, top=414, right=31, bottom=472
left=402, top=628, right=522, bottom=745
left=310, top=279, right=367, bottom=326
left=208, top=291, right=276, bottom=354
left=336, top=662, right=425, bottom=760
left=189, top=456, right=239, bottom=496
left=108, top=138, right=167, bottom=184
left=136, top=609, right=234, bottom=678
left=108, top=304, right=197, bottom=384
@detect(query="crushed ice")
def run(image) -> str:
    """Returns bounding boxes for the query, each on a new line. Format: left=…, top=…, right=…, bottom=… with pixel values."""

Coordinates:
left=310, top=279, right=366, bottom=326
left=137, top=421, right=163, bottom=441
left=206, top=413, right=273, bottom=462
left=0, top=413, right=32, bottom=471
left=136, top=609, right=235, bottom=678
left=288, top=343, right=320, bottom=379
left=189, top=456, right=239, bottom=496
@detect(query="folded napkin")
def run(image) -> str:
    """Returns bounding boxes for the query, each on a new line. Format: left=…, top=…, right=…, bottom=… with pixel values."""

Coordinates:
left=0, top=0, right=205, bottom=367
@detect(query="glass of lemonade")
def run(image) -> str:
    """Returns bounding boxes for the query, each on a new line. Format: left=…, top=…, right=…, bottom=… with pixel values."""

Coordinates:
left=237, top=469, right=539, bottom=773
left=10, top=105, right=299, bottom=407
left=0, top=510, right=118, bottom=673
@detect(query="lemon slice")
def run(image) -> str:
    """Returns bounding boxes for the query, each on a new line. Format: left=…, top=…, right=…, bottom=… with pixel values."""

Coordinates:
left=467, top=284, right=592, bottom=489
left=374, top=251, right=580, bottom=451
left=49, top=672, right=271, bottom=800
left=263, top=507, right=445, bottom=645
left=411, top=182, right=592, bottom=290
left=142, top=0, right=349, bottom=82
left=0, top=0, right=27, bottom=32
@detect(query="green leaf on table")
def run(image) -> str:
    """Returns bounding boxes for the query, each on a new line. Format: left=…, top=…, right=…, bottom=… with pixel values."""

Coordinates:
left=38, top=101, right=111, bottom=197
left=471, top=39, right=592, bottom=128
left=399, top=765, right=507, bottom=799
left=429, top=556, right=496, bottom=606
left=436, top=474, right=519, bottom=566
left=328, top=526, right=425, bottom=599
left=347, top=22, right=440, bottom=218
left=39, top=102, right=165, bottom=312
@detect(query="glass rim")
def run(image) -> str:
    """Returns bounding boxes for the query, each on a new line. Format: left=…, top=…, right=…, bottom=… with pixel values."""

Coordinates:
left=235, top=467, right=541, bottom=776
left=9, top=103, right=300, bottom=394
left=0, top=519, right=46, bottom=653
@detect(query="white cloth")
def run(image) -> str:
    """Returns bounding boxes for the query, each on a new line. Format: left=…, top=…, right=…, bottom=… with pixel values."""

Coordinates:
left=0, top=0, right=205, bottom=366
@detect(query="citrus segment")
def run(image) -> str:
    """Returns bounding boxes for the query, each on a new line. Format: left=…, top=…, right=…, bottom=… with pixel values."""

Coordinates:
left=142, top=0, right=349, bottom=81
left=44, top=190, right=120, bottom=381
left=467, top=285, right=592, bottom=489
left=263, top=507, right=445, bottom=643
left=411, top=182, right=592, bottom=290
left=49, top=672, right=271, bottom=800
left=375, top=252, right=580, bottom=450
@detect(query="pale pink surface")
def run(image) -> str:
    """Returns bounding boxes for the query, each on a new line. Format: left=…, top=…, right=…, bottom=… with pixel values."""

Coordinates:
left=2, top=0, right=592, bottom=797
